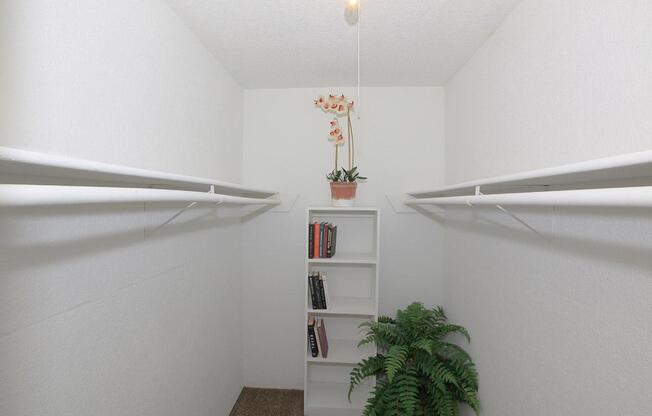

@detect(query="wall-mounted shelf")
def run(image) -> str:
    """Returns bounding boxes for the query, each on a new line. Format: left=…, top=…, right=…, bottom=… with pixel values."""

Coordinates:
left=304, top=207, right=379, bottom=416
left=406, top=150, right=652, bottom=208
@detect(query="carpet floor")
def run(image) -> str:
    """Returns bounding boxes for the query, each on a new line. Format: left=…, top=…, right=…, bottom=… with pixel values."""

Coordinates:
left=229, top=387, right=303, bottom=416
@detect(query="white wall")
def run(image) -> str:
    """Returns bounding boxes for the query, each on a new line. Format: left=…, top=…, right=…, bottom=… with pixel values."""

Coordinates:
left=0, top=0, right=242, bottom=181
left=241, top=87, right=446, bottom=388
left=0, top=1, right=245, bottom=415
left=444, top=1, right=652, bottom=415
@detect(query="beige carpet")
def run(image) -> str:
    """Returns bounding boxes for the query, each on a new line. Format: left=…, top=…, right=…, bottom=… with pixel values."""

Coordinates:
left=229, top=387, right=303, bottom=416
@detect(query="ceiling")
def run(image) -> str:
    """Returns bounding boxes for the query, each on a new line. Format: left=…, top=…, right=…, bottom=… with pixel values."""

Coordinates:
left=165, top=0, right=522, bottom=88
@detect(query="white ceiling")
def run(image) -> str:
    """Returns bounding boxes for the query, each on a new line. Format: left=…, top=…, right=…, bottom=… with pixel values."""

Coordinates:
left=165, top=0, right=522, bottom=88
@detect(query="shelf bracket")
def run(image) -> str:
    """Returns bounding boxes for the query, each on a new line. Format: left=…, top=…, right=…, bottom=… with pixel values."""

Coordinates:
left=146, top=187, right=223, bottom=237
left=476, top=187, right=545, bottom=238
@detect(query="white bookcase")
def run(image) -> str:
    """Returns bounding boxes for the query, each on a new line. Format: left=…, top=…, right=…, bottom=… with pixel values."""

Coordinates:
left=304, top=207, right=380, bottom=416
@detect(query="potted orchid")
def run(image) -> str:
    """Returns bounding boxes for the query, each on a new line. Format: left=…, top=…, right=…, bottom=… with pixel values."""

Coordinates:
left=314, top=94, right=367, bottom=206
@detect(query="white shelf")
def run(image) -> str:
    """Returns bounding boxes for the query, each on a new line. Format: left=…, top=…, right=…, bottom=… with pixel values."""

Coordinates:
left=305, top=207, right=379, bottom=415
left=408, top=149, right=652, bottom=198
left=307, top=297, right=375, bottom=317
left=309, top=206, right=379, bottom=213
left=306, top=339, right=375, bottom=365
left=309, top=254, right=377, bottom=265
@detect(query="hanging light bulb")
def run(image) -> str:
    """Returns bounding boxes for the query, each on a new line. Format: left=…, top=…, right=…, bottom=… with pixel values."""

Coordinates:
left=345, top=0, right=359, bottom=24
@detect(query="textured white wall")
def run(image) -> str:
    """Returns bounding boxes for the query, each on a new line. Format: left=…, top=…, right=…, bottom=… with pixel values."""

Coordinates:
left=446, top=0, right=652, bottom=184
left=0, top=0, right=243, bottom=181
left=444, top=1, right=652, bottom=415
left=241, top=87, right=446, bottom=388
left=0, top=1, right=245, bottom=415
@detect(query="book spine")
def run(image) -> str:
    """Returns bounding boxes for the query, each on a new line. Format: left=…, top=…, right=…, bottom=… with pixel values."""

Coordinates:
left=332, top=226, right=337, bottom=257
left=319, top=223, right=325, bottom=258
left=326, top=225, right=333, bottom=258
left=317, top=273, right=327, bottom=309
left=308, top=222, right=314, bottom=258
left=321, top=273, right=330, bottom=309
left=317, top=318, right=329, bottom=358
left=309, top=274, right=319, bottom=309
left=313, top=223, right=320, bottom=258
left=307, top=318, right=319, bottom=357
left=322, top=223, right=329, bottom=258
left=314, top=319, right=322, bottom=357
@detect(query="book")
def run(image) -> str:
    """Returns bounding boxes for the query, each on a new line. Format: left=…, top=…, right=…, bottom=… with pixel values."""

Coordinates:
left=314, top=318, right=322, bottom=356
left=321, top=272, right=330, bottom=309
left=308, top=273, right=319, bottom=309
left=317, top=272, right=327, bottom=309
left=308, top=222, right=314, bottom=258
left=331, top=226, right=338, bottom=257
left=326, top=223, right=332, bottom=257
left=319, top=223, right=325, bottom=258
left=313, top=223, right=320, bottom=258
left=307, top=317, right=319, bottom=357
left=326, top=224, right=333, bottom=257
left=312, top=273, right=324, bottom=309
left=316, top=318, right=329, bottom=358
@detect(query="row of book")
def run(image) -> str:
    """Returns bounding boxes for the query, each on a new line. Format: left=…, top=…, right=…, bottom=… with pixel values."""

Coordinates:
left=309, top=222, right=338, bottom=258
left=308, top=272, right=329, bottom=310
left=307, top=316, right=329, bottom=358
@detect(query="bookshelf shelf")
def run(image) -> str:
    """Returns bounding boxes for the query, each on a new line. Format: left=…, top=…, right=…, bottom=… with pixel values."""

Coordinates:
left=306, top=380, right=372, bottom=410
left=307, top=296, right=375, bottom=316
left=306, top=339, right=375, bottom=364
left=308, top=254, right=377, bottom=265
left=304, top=207, right=379, bottom=415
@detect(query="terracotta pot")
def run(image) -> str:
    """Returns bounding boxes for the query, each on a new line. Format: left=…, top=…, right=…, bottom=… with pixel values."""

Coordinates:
left=330, top=182, right=357, bottom=207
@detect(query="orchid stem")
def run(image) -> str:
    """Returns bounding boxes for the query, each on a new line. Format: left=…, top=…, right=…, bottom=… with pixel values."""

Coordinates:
left=348, top=110, right=355, bottom=169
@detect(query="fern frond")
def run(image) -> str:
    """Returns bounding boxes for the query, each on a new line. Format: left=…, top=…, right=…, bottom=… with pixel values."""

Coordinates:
left=349, top=355, right=385, bottom=400
left=384, top=345, right=410, bottom=382
left=433, top=324, right=470, bottom=343
left=349, top=302, right=480, bottom=416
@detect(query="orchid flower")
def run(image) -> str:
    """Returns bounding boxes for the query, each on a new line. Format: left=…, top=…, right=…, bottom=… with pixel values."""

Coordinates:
left=314, top=94, right=354, bottom=117
left=328, top=118, right=345, bottom=145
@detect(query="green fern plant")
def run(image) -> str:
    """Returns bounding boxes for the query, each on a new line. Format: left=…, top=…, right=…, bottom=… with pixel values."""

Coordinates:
left=349, top=302, right=480, bottom=416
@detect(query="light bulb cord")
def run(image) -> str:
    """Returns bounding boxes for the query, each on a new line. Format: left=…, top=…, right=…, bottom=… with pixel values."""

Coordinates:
left=356, top=0, right=361, bottom=120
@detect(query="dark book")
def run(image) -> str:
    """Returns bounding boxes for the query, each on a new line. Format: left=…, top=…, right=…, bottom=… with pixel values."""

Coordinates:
left=316, top=318, right=329, bottom=358
left=318, top=223, right=325, bottom=258
left=322, top=223, right=330, bottom=258
left=308, top=222, right=314, bottom=258
left=308, top=273, right=319, bottom=309
left=312, top=273, right=323, bottom=309
left=326, top=225, right=333, bottom=258
left=331, top=226, right=338, bottom=257
left=307, top=317, right=319, bottom=357
left=317, top=273, right=327, bottom=309
left=314, top=273, right=326, bottom=309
